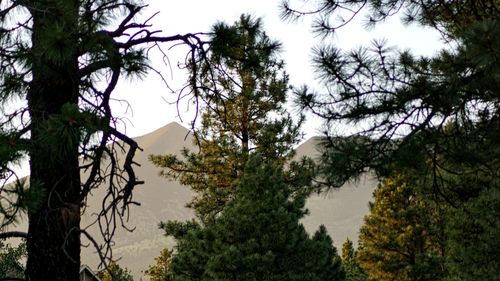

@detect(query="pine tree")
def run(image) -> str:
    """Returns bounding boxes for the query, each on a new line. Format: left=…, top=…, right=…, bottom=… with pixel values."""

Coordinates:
left=165, top=156, right=345, bottom=281
left=357, top=175, right=445, bottom=281
left=97, top=260, right=134, bottom=281
left=0, top=1, right=209, bottom=279
left=144, top=248, right=174, bottom=281
left=281, top=1, right=499, bottom=278
left=312, top=225, right=345, bottom=281
left=341, top=239, right=367, bottom=281
left=150, top=14, right=305, bottom=222
left=444, top=187, right=500, bottom=281
left=281, top=0, right=499, bottom=189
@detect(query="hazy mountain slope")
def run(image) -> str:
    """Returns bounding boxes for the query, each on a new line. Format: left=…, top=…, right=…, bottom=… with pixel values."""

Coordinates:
left=6, top=122, right=376, bottom=278
left=296, top=137, right=376, bottom=245
left=80, top=122, right=197, bottom=277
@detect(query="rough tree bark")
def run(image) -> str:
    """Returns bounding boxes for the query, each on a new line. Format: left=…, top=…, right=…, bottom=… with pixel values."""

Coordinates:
left=26, top=1, right=81, bottom=280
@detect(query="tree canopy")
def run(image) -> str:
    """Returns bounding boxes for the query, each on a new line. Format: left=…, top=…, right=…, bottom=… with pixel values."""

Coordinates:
left=341, top=239, right=366, bottom=281
left=150, top=15, right=341, bottom=280
left=281, top=0, right=499, bottom=189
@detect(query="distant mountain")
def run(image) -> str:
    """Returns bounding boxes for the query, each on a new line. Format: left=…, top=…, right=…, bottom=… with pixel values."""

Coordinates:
left=296, top=137, right=376, bottom=250
left=9, top=122, right=377, bottom=279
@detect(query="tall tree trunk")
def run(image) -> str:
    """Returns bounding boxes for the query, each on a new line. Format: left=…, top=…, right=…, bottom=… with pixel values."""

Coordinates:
left=26, top=1, right=81, bottom=280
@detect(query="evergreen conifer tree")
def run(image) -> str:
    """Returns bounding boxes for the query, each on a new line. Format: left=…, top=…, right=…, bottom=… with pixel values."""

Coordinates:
left=165, top=156, right=345, bottom=281
left=341, top=239, right=367, bottom=281
left=144, top=248, right=174, bottom=281
left=150, top=14, right=307, bottom=222
left=357, top=175, right=445, bottom=281
left=281, top=1, right=499, bottom=278
left=281, top=1, right=499, bottom=184
left=444, top=187, right=500, bottom=281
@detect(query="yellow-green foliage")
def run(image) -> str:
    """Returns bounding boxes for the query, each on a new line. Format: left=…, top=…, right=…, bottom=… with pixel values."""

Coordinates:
left=144, top=248, right=173, bottom=281
left=358, top=175, right=445, bottom=281
left=97, top=261, right=133, bottom=281
left=150, top=15, right=302, bottom=223
left=341, top=239, right=366, bottom=281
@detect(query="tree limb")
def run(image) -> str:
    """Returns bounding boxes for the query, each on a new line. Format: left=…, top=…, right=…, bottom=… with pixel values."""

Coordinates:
left=0, top=231, right=27, bottom=239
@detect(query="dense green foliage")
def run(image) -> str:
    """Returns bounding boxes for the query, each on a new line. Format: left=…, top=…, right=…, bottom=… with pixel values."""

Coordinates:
left=0, top=0, right=494, bottom=279
left=356, top=169, right=500, bottom=281
left=150, top=15, right=308, bottom=223
left=282, top=0, right=499, bottom=188
left=341, top=239, right=366, bottom=281
left=163, top=156, right=344, bottom=281
left=282, top=0, right=499, bottom=279
left=444, top=187, right=500, bottom=281
left=150, top=15, right=342, bottom=280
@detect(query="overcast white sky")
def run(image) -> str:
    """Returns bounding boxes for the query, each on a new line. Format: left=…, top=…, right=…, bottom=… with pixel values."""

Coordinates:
left=112, top=1, right=444, bottom=139
left=8, top=1, right=444, bottom=183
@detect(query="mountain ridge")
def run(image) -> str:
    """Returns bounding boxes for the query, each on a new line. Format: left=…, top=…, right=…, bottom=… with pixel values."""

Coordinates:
left=6, top=122, right=376, bottom=279
left=107, top=122, right=376, bottom=278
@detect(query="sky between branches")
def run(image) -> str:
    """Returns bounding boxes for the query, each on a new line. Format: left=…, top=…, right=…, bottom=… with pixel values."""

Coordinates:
left=8, top=1, right=443, bottom=178
left=112, top=0, right=444, bottom=139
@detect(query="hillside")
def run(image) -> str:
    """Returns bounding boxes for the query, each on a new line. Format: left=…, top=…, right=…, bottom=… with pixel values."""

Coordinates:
left=8, top=122, right=377, bottom=279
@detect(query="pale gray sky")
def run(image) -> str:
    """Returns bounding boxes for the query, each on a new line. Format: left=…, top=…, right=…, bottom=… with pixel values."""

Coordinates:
left=9, top=1, right=443, bottom=178
left=113, top=1, right=443, bottom=138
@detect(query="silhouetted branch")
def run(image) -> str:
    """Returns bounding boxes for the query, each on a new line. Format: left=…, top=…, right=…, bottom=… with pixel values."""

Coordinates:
left=0, top=231, right=27, bottom=239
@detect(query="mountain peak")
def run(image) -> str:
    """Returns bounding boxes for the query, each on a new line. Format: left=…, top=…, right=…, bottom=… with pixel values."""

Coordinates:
left=136, top=121, right=189, bottom=139
left=133, top=122, right=191, bottom=152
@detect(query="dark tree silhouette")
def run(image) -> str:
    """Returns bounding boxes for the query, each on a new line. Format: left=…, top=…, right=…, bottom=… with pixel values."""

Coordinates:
left=281, top=0, right=499, bottom=279
left=0, top=1, right=212, bottom=280
left=281, top=0, right=499, bottom=192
